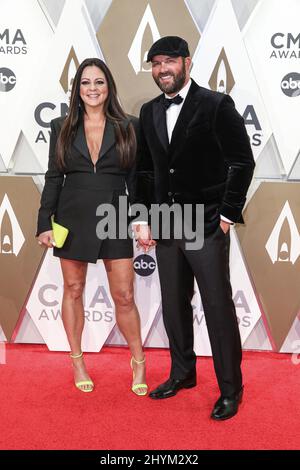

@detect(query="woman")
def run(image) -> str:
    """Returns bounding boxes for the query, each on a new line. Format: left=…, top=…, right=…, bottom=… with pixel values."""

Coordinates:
left=36, top=58, right=147, bottom=396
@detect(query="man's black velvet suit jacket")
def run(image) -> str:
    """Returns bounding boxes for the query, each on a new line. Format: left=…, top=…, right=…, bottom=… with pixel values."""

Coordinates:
left=136, top=79, right=255, bottom=234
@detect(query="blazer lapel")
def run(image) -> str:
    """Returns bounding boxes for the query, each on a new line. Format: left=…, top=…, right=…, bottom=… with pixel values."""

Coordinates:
left=73, top=120, right=90, bottom=161
left=73, top=118, right=116, bottom=161
left=153, top=97, right=169, bottom=154
left=169, top=82, right=199, bottom=163
left=99, top=120, right=115, bottom=158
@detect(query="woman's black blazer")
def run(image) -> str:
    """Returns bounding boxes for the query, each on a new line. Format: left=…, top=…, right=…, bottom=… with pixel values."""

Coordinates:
left=36, top=115, right=138, bottom=263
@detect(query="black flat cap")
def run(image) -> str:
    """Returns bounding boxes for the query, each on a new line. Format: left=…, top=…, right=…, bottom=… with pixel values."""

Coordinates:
left=147, top=36, right=190, bottom=62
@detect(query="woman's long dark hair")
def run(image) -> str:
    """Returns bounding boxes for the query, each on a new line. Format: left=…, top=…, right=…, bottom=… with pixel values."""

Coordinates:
left=56, top=58, right=136, bottom=169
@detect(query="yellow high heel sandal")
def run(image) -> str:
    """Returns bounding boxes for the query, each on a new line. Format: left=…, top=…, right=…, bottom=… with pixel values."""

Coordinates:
left=130, top=356, right=148, bottom=396
left=70, top=351, right=94, bottom=393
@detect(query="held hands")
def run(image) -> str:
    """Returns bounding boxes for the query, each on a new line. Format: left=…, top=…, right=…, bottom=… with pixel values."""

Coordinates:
left=133, top=224, right=156, bottom=252
left=220, top=220, right=231, bottom=234
left=133, top=221, right=230, bottom=251
left=37, top=230, right=56, bottom=248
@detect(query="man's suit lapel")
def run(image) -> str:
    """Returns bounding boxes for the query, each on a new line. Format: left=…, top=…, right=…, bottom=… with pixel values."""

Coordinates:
left=169, top=81, right=199, bottom=164
left=73, top=118, right=116, bottom=161
left=153, top=98, right=169, bottom=154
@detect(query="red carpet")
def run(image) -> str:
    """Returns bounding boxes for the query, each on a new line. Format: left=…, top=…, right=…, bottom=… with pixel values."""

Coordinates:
left=0, top=344, right=299, bottom=450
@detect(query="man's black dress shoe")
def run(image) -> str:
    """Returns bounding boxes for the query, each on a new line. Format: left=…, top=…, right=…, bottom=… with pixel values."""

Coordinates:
left=149, top=376, right=197, bottom=399
left=211, top=387, right=244, bottom=421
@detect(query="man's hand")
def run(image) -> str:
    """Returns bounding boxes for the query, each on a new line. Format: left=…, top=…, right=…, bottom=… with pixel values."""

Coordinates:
left=133, top=224, right=156, bottom=252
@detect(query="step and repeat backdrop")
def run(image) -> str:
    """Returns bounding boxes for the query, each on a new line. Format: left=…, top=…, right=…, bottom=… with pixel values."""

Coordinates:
left=1, top=0, right=300, bottom=354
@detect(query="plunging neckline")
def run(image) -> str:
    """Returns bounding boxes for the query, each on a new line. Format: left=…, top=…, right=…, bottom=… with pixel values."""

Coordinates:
left=84, top=119, right=107, bottom=166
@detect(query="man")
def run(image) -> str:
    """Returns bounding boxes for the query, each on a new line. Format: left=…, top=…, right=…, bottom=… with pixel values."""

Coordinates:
left=134, top=36, right=255, bottom=420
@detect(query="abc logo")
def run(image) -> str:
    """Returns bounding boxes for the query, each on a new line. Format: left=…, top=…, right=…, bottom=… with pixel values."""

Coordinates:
left=133, top=254, right=156, bottom=277
left=281, top=72, right=300, bottom=97
left=0, top=67, right=16, bottom=92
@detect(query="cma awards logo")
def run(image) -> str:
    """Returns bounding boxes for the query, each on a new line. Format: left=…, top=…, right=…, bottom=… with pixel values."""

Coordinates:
left=134, top=254, right=156, bottom=276
left=0, top=194, right=25, bottom=256
left=265, top=201, right=300, bottom=265
left=208, top=47, right=235, bottom=94
left=34, top=47, right=79, bottom=143
left=128, top=4, right=160, bottom=74
left=0, top=29, right=27, bottom=55
left=59, top=46, right=80, bottom=97
left=208, top=47, right=262, bottom=147
left=38, top=284, right=114, bottom=322
left=270, top=33, right=300, bottom=59
left=193, top=289, right=252, bottom=329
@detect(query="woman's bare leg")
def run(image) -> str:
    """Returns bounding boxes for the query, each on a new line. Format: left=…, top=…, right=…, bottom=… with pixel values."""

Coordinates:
left=60, top=258, right=93, bottom=391
left=103, top=258, right=146, bottom=393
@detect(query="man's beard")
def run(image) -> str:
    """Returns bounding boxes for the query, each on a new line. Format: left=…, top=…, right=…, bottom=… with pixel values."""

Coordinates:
left=153, top=63, right=187, bottom=95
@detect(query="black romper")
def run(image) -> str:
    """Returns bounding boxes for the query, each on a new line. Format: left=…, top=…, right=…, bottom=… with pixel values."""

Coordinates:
left=36, top=115, right=137, bottom=263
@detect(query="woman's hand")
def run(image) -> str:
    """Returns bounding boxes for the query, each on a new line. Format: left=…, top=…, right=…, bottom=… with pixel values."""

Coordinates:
left=37, top=230, right=56, bottom=248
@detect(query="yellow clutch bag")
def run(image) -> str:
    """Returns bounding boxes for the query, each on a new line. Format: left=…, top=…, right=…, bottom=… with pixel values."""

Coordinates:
left=51, top=215, right=69, bottom=248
